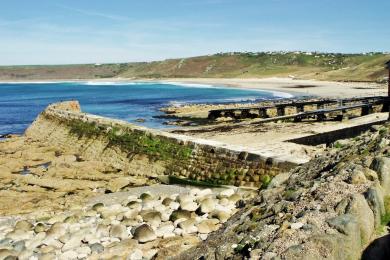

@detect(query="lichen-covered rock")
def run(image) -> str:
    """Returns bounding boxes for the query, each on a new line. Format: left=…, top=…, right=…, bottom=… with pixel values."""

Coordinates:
left=346, top=194, right=375, bottom=245
left=371, top=157, right=390, bottom=195
left=364, top=186, right=385, bottom=228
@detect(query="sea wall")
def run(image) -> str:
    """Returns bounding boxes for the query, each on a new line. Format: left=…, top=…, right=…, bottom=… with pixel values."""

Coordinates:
left=288, top=119, right=388, bottom=146
left=25, top=101, right=299, bottom=188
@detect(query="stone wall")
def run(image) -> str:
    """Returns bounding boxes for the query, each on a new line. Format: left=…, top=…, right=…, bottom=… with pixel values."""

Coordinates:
left=26, top=101, right=299, bottom=188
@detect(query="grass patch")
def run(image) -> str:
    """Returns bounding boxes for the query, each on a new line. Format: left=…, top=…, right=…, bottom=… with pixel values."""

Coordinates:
left=379, top=196, right=390, bottom=233
left=69, top=120, right=101, bottom=138
left=379, top=127, right=388, bottom=137
left=375, top=196, right=390, bottom=234
left=260, top=175, right=272, bottom=189
left=333, top=141, right=345, bottom=149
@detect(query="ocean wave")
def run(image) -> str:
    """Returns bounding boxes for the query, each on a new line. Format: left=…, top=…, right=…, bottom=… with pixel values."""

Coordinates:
left=269, top=91, right=294, bottom=98
left=0, top=81, right=72, bottom=84
left=81, top=81, right=156, bottom=86
left=222, top=96, right=262, bottom=102
left=167, top=100, right=189, bottom=107
left=161, top=81, right=217, bottom=89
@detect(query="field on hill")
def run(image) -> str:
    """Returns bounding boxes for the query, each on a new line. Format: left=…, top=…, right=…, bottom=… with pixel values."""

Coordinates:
left=1, top=52, right=389, bottom=82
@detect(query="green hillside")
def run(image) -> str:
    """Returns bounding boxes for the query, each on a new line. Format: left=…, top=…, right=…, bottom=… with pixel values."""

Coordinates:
left=1, top=52, right=389, bottom=82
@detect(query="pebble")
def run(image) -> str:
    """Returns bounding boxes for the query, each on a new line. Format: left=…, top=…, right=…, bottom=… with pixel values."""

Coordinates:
left=14, top=220, right=33, bottom=231
left=180, top=200, right=199, bottom=211
left=132, top=224, right=157, bottom=243
left=170, top=210, right=191, bottom=221
left=12, top=240, right=26, bottom=252
left=199, top=234, right=208, bottom=240
left=143, top=249, right=158, bottom=259
left=34, top=223, right=46, bottom=233
left=139, top=193, right=153, bottom=202
left=89, top=243, right=104, bottom=254
left=197, top=219, right=219, bottom=234
left=178, top=219, right=197, bottom=234
left=61, top=235, right=82, bottom=252
left=109, top=224, right=128, bottom=240
left=162, top=198, right=173, bottom=206
left=212, top=210, right=230, bottom=223
left=59, top=250, right=78, bottom=260
left=126, top=201, right=142, bottom=211
left=0, top=187, right=252, bottom=259
left=76, top=245, right=92, bottom=255
left=290, top=222, right=304, bottom=230
left=46, top=222, right=67, bottom=239
left=128, top=249, right=143, bottom=260
left=219, top=189, right=235, bottom=198
left=199, top=198, right=216, bottom=213
left=155, top=222, right=175, bottom=237
left=141, top=211, right=162, bottom=228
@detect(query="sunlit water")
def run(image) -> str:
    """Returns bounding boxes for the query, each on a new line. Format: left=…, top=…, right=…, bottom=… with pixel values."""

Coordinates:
left=0, top=81, right=293, bottom=135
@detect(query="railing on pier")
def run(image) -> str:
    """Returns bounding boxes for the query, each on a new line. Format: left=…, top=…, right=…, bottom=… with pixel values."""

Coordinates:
left=207, top=96, right=390, bottom=121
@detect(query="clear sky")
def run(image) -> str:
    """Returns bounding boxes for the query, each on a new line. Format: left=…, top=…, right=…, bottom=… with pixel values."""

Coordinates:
left=1, top=0, right=389, bottom=65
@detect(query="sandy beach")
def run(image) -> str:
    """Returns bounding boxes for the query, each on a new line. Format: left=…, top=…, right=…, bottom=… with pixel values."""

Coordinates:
left=1, top=77, right=387, bottom=98
left=158, top=77, right=387, bottom=98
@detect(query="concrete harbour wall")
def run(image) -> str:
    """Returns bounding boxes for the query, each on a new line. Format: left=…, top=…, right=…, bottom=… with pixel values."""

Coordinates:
left=26, top=101, right=299, bottom=188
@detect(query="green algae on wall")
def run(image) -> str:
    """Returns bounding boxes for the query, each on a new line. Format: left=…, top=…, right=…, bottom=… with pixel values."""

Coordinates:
left=67, top=119, right=193, bottom=162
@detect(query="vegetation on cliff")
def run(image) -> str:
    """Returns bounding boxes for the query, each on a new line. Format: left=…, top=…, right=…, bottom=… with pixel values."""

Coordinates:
left=1, top=52, right=389, bottom=82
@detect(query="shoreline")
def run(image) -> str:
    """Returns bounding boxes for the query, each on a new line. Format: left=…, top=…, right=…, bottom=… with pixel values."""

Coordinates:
left=0, top=77, right=386, bottom=98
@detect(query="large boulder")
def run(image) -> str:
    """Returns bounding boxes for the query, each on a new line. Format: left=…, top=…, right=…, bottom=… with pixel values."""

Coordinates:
left=364, top=186, right=385, bottom=228
left=371, top=157, right=390, bottom=195
left=346, top=194, right=375, bottom=245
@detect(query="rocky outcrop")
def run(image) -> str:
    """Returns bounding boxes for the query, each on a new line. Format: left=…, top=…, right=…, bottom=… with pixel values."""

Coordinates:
left=174, top=123, right=390, bottom=259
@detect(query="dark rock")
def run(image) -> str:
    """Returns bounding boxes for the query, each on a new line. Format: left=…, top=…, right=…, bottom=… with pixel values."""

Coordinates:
left=362, top=234, right=390, bottom=260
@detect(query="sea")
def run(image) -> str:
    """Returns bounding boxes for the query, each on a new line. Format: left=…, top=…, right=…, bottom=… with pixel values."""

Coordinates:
left=0, top=81, right=293, bottom=135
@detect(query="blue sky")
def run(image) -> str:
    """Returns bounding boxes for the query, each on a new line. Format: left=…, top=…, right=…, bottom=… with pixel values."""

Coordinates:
left=0, top=0, right=389, bottom=65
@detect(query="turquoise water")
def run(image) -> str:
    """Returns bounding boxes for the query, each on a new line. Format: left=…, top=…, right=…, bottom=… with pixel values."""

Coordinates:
left=0, top=81, right=292, bottom=134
